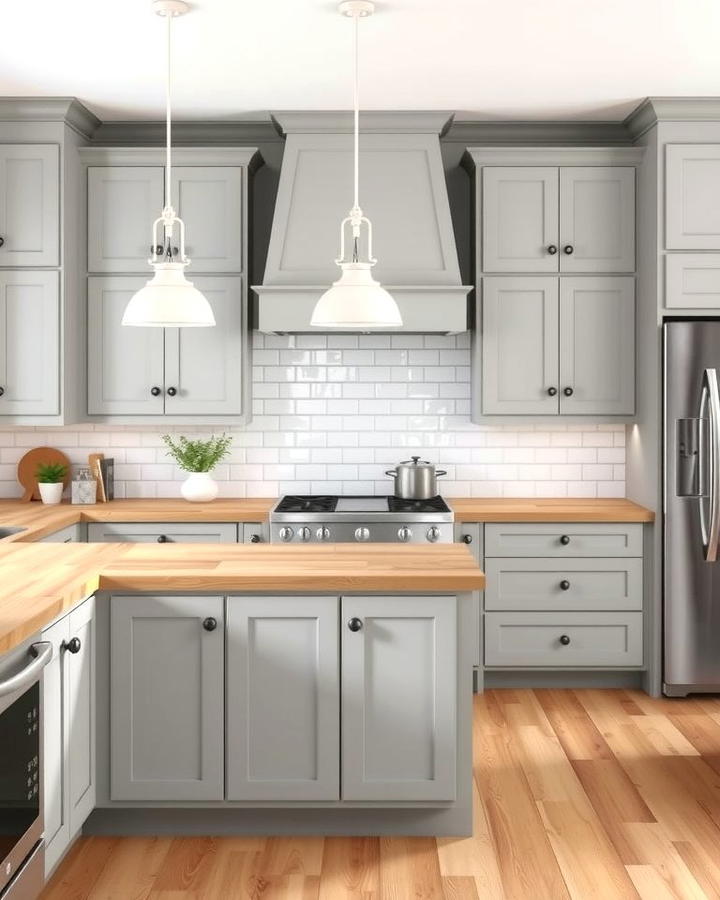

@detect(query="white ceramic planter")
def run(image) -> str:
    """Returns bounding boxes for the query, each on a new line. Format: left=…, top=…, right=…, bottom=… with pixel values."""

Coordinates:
left=181, top=471, right=219, bottom=503
left=38, top=482, right=64, bottom=505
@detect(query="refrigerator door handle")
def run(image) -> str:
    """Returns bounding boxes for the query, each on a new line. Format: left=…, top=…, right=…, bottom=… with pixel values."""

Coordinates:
left=699, top=368, right=720, bottom=562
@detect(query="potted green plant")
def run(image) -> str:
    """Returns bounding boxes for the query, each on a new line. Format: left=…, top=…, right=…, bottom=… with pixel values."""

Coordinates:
left=36, top=462, right=68, bottom=505
left=162, top=434, right=232, bottom=502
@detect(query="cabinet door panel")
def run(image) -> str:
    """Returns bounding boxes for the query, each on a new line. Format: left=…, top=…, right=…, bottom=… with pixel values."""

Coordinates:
left=163, top=276, right=244, bottom=416
left=666, top=145, right=720, bottom=249
left=172, top=167, right=243, bottom=272
left=87, top=276, right=165, bottom=415
left=88, top=167, right=164, bottom=272
left=110, top=595, right=224, bottom=801
left=342, top=595, right=456, bottom=802
left=0, top=271, right=59, bottom=416
left=226, top=596, right=339, bottom=800
left=483, top=167, right=559, bottom=273
left=482, top=276, right=559, bottom=414
left=559, top=276, right=635, bottom=414
left=0, top=145, right=59, bottom=266
left=559, top=167, right=635, bottom=272
left=67, top=597, right=95, bottom=836
left=42, top=616, right=70, bottom=877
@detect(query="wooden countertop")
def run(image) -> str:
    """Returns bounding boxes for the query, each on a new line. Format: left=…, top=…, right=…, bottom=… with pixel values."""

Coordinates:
left=0, top=542, right=484, bottom=655
left=449, top=498, right=654, bottom=523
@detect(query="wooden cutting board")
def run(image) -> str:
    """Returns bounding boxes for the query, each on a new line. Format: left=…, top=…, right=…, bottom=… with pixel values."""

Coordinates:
left=17, top=447, right=71, bottom=502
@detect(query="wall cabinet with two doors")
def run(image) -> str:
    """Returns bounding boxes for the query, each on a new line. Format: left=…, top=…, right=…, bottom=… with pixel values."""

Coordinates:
left=80, top=148, right=260, bottom=422
left=465, top=150, right=642, bottom=419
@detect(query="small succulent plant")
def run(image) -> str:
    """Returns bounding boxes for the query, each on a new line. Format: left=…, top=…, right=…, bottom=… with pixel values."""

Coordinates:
left=36, top=462, right=68, bottom=484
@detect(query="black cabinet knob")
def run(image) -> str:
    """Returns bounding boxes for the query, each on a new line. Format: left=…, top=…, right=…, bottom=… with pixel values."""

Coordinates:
left=156, top=534, right=169, bottom=543
left=560, top=579, right=571, bottom=591
left=559, top=634, right=571, bottom=645
left=166, top=387, right=177, bottom=397
left=563, top=387, right=574, bottom=397
left=203, top=617, right=218, bottom=632
left=547, top=244, right=558, bottom=255
left=462, top=534, right=473, bottom=544
left=250, top=534, right=261, bottom=543
left=347, top=617, right=363, bottom=632
left=150, top=386, right=161, bottom=397
left=547, top=387, right=557, bottom=397
left=62, top=637, right=81, bottom=654
left=563, top=245, right=574, bottom=255
left=560, top=534, right=571, bottom=545
left=0, top=236, right=5, bottom=248
left=0, top=387, right=5, bottom=397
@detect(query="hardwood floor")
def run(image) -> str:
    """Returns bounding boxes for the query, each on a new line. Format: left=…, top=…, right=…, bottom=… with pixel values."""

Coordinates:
left=41, top=689, right=720, bottom=899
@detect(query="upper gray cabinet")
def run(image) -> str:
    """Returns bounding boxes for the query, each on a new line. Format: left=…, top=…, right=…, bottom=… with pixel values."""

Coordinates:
left=172, top=167, right=243, bottom=272
left=0, top=145, right=59, bottom=267
left=482, top=165, right=635, bottom=274
left=666, top=145, right=720, bottom=249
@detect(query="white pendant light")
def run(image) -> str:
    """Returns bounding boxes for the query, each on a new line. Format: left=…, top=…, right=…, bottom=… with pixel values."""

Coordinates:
left=122, top=0, right=215, bottom=328
left=311, top=0, right=402, bottom=329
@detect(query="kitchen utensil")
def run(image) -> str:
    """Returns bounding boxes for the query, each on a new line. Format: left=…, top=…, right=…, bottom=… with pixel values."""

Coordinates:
left=17, top=447, right=71, bottom=502
left=384, top=456, right=447, bottom=500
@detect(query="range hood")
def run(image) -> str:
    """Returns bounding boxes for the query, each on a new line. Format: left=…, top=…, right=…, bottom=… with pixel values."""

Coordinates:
left=253, top=112, right=471, bottom=334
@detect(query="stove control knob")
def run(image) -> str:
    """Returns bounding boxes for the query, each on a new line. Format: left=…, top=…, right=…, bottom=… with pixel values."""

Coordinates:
left=316, top=526, right=331, bottom=542
left=298, top=527, right=311, bottom=542
left=354, top=526, right=370, bottom=542
left=398, top=526, right=413, bottom=542
left=278, top=526, right=294, bottom=542
left=426, top=526, right=441, bottom=543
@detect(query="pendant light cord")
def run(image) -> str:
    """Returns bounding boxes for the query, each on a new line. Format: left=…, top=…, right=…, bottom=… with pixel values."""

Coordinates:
left=165, top=10, right=173, bottom=213
left=353, top=11, right=359, bottom=214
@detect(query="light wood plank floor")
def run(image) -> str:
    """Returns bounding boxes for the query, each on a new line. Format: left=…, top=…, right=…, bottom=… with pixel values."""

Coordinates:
left=41, top=689, right=720, bottom=899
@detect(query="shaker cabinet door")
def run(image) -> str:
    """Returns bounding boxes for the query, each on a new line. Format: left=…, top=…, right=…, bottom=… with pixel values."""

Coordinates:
left=559, top=276, right=635, bottom=415
left=341, top=595, right=457, bottom=802
left=87, top=277, right=165, bottom=416
left=66, top=597, right=96, bottom=837
left=666, top=145, right=720, bottom=249
left=163, top=276, right=244, bottom=416
left=0, top=270, right=59, bottom=416
left=559, top=167, right=635, bottom=273
left=42, top=615, right=70, bottom=876
left=88, top=167, right=164, bottom=272
left=110, top=595, right=224, bottom=801
left=0, top=144, right=59, bottom=267
left=482, top=276, right=559, bottom=415
left=172, top=167, right=243, bottom=272
left=482, top=167, right=559, bottom=273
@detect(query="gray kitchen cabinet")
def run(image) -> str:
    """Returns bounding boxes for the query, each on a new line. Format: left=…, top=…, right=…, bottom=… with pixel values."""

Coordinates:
left=87, top=522, right=237, bottom=543
left=341, top=595, right=457, bottom=802
left=484, top=522, right=643, bottom=557
left=559, top=276, right=635, bottom=414
left=242, top=523, right=268, bottom=544
left=559, top=167, right=635, bottom=273
left=87, top=167, right=163, bottom=272
left=482, top=276, right=559, bottom=414
left=172, top=167, right=243, bottom=272
left=39, top=524, right=82, bottom=543
left=0, top=144, right=59, bottom=267
left=455, top=523, right=482, bottom=668
left=226, top=596, right=339, bottom=801
left=42, top=595, right=96, bottom=876
left=665, top=253, right=720, bottom=308
left=482, top=167, right=559, bottom=273
left=0, top=270, right=59, bottom=416
left=666, top=144, right=720, bottom=249
left=110, top=594, right=224, bottom=801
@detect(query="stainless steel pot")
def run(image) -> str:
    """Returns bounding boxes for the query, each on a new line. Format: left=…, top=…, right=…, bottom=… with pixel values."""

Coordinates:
left=385, top=456, right=447, bottom=500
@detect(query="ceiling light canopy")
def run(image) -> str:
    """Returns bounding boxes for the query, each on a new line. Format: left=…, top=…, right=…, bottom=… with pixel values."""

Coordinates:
left=311, top=0, right=402, bottom=330
left=122, top=0, right=215, bottom=329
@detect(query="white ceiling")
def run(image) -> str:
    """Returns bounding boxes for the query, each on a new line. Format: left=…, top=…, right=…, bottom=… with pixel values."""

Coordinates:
left=2, top=0, right=720, bottom=122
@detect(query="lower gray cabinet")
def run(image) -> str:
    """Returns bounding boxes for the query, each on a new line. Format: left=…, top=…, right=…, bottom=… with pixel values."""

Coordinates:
left=455, top=523, right=482, bottom=668
left=87, top=522, right=237, bottom=543
left=226, top=596, right=339, bottom=801
left=341, top=595, right=457, bottom=802
left=42, top=595, right=96, bottom=876
left=109, top=594, right=224, bottom=801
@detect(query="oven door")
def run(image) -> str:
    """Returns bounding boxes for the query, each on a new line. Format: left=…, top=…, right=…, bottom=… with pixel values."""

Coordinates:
left=0, top=639, right=51, bottom=895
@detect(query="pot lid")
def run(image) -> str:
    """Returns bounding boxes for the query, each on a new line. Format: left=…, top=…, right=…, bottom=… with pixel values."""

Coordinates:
left=399, top=456, right=433, bottom=467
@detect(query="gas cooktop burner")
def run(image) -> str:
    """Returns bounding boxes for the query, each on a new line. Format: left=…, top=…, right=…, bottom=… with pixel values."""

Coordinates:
left=275, top=495, right=337, bottom=513
left=388, top=495, right=451, bottom=514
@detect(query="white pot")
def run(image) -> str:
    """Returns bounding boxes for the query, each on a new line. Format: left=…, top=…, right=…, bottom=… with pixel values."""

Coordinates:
left=38, top=482, right=64, bottom=505
left=181, top=471, right=219, bottom=503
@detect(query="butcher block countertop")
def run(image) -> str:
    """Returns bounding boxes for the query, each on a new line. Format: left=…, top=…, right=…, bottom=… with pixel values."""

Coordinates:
left=0, top=542, right=485, bottom=655
left=450, top=498, right=654, bottom=523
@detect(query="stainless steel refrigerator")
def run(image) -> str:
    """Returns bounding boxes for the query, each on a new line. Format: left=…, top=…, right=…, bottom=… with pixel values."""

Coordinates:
left=665, top=319, right=720, bottom=695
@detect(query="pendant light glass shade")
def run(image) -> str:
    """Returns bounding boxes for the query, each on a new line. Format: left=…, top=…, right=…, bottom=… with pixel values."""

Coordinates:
left=122, top=263, right=215, bottom=328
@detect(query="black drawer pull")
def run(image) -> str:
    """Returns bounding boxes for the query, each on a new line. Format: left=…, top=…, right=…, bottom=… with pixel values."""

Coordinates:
left=203, top=617, right=217, bottom=632
left=547, top=387, right=557, bottom=397
left=547, top=244, right=558, bottom=255
left=559, top=634, right=571, bottom=646
left=563, top=245, right=574, bottom=255
left=462, top=534, right=472, bottom=544
left=348, top=617, right=363, bottom=632
left=560, top=580, right=571, bottom=591
left=62, top=637, right=81, bottom=654
left=560, top=535, right=571, bottom=545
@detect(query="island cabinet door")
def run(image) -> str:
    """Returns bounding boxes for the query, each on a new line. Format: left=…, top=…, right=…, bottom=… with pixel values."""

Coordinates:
left=226, top=596, right=339, bottom=801
left=341, top=595, right=457, bottom=802
left=110, top=595, right=224, bottom=801
left=66, top=597, right=96, bottom=837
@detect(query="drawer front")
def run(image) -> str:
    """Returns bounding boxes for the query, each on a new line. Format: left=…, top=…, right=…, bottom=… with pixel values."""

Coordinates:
left=87, top=522, right=238, bottom=543
left=484, top=523, right=642, bottom=557
left=39, top=524, right=82, bottom=543
left=485, top=611, right=643, bottom=667
left=485, top=558, right=643, bottom=611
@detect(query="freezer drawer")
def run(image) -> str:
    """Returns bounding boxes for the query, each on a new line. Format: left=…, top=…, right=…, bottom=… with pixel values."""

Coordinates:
left=484, top=611, right=643, bottom=667
left=484, top=523, right=643, bottom=557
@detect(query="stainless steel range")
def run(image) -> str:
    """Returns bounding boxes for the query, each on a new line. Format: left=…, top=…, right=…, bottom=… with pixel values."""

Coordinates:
left=270, top=495, right=454, bottom=544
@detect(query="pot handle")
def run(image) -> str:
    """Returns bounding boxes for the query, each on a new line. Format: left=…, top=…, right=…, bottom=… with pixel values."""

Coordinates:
left=436, top=470, right=447, bottom=477
left=385, top=470, right=397, bottom=477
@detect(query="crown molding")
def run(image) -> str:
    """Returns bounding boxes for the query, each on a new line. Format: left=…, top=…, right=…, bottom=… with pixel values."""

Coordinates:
left=446, top=119, right=631, bottom=146
left=0, top=97, right=100, bottom=138
left=624, top=96, right=720, bottom=139
left=271, top=111, right=454, bottom=135
left=91, top=119, right=282, bottom=146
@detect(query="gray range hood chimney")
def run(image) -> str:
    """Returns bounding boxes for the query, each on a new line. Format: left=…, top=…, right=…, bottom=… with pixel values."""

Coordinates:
left=253, top=112, right=471, bottom=334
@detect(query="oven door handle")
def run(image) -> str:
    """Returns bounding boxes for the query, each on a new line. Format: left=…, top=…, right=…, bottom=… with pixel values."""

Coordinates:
left=0, top=641, right=52, bottom=698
